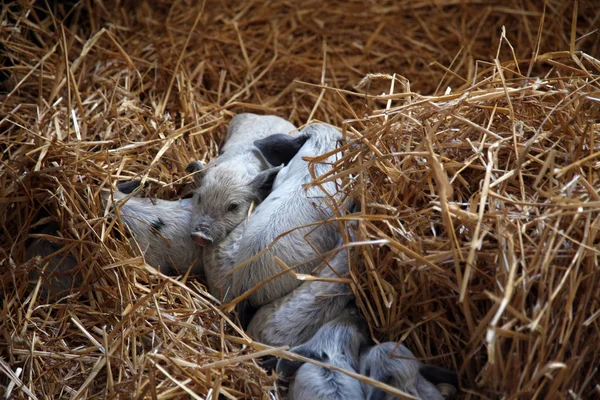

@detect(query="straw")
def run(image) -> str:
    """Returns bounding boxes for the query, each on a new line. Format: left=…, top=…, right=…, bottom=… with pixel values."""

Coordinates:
left=1, top=0, right=599, bottom=398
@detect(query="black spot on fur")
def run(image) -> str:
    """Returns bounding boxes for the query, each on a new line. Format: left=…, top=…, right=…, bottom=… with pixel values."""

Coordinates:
left=150, top=218, right=165, bottom=235
left=258, top=355, right=279, bottom=371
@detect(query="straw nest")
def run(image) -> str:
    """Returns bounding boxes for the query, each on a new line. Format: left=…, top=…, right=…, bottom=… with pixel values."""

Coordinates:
left=1, top=0, right=599, bottom=398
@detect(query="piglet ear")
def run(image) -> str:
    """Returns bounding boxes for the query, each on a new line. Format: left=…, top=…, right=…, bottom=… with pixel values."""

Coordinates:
left=116, top=180, right=143, bottom=194
left=248, top=165, right=283, bottom=200
left=253, top=133, right=309, bottom=167
left=276, top=358, right=304, bottom=380
left=235, top=299, right=259, bottom=331
left=276, top=344, right=324, bottom=379
left=185, top=161, right=205, bottom=186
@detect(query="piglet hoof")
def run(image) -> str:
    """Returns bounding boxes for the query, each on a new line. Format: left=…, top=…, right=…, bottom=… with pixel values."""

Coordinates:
left=258, top=355, right=278, bottom=371
left=437, top=383, right=458, bottom=400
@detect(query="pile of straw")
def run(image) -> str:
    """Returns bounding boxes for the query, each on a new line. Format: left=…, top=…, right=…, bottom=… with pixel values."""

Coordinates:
left=1, top=0, right=599, bottom=398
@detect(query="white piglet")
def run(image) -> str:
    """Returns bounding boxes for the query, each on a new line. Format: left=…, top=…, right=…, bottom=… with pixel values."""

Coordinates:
left=107, top=185, right=204, bottom=276
left=229, top=123, right=344, bottom=317
left=247, top=233, right=355, bottom=347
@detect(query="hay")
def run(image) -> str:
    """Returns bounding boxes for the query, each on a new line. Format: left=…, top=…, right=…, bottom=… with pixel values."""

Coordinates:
left=1, top=0, right=599, bottom=398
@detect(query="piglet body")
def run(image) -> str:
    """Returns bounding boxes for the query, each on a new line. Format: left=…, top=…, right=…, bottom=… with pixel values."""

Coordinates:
left=276, top=314, right=368, bottom=400
left=247, top=237, right=354, bottom=347
left=230, top=123, right=343, bottom=308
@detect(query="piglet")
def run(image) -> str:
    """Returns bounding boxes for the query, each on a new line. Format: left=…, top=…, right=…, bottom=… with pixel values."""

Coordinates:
left=247, top=233, right=355, bottom=347
left=187, top=113, right=300, bottom=247
left=360, top=342, right=459, bottom=400
left=276, top=313, right=369, bottom=400
left=230, top=123, right=344, bottom=313
left=201, top=131, right=313, bottom=301
left=104, top=183, right=204, bottom=276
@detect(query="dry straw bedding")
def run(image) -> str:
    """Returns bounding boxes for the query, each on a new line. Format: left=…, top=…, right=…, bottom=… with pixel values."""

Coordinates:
left=1, top=0, right=600, bottom=398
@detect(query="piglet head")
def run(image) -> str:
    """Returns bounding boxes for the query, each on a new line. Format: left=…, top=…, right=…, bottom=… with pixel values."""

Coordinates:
left=188, top=165, right=283, bottom=247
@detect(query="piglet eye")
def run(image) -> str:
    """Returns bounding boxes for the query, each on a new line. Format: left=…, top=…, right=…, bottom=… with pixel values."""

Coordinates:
left=228, top=203, right=239, bottom=212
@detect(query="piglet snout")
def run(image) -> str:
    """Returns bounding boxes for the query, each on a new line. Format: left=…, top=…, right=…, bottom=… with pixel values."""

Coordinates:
left=191, top=231, right=213, bottom=246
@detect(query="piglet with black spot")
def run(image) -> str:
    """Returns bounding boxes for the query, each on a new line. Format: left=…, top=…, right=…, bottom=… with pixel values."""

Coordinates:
left=105, top=187, right=204, bottom=276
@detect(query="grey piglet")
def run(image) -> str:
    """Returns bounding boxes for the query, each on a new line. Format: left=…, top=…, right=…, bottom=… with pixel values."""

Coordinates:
left=187, top=113, right=299, bottom=247
left=107, top=189, right=204, bottom=276
left=276, top=313, right=369, bottom=400
left=360, top=342, right=459, bottom=400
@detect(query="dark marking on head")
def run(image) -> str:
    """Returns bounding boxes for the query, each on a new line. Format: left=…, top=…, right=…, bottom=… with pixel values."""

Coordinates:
left=248, top=165, right=283, bottom=201
left=253, top=133, right=309, bottom=166
left=150, top=218, right=165, bottom=235
left=116, top=180, right=143, bottom=194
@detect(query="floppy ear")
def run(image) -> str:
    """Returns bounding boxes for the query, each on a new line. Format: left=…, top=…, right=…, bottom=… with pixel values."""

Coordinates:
left=185, top=161, right=205, bottom=186
left=235, top=299, right=259, bottom=331
left=419, top=365, right=460, bottom=389
left=276, top=345, right=325, bottom=379
left=415, top=374, right=456, bottom=400
left=248, top=165, right=283, bottom=200
left=253, top=133, right=309, bottom=166
left=116, top=180, right=143, bottom=194
left=276, top=358, right=304, bottom=380
left=258, top=355, right=279, bottom=371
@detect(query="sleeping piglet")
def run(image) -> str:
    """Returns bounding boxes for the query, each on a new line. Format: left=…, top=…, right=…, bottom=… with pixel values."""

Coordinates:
left=105, top=182, right=204, bottom=276
left=246, top=232, right=355, bottom=348
left=360, top=342, right=459, bottom=400
left=229, top=123, right=344, bottom=315
left=276, top=313, right=369, bottom=400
